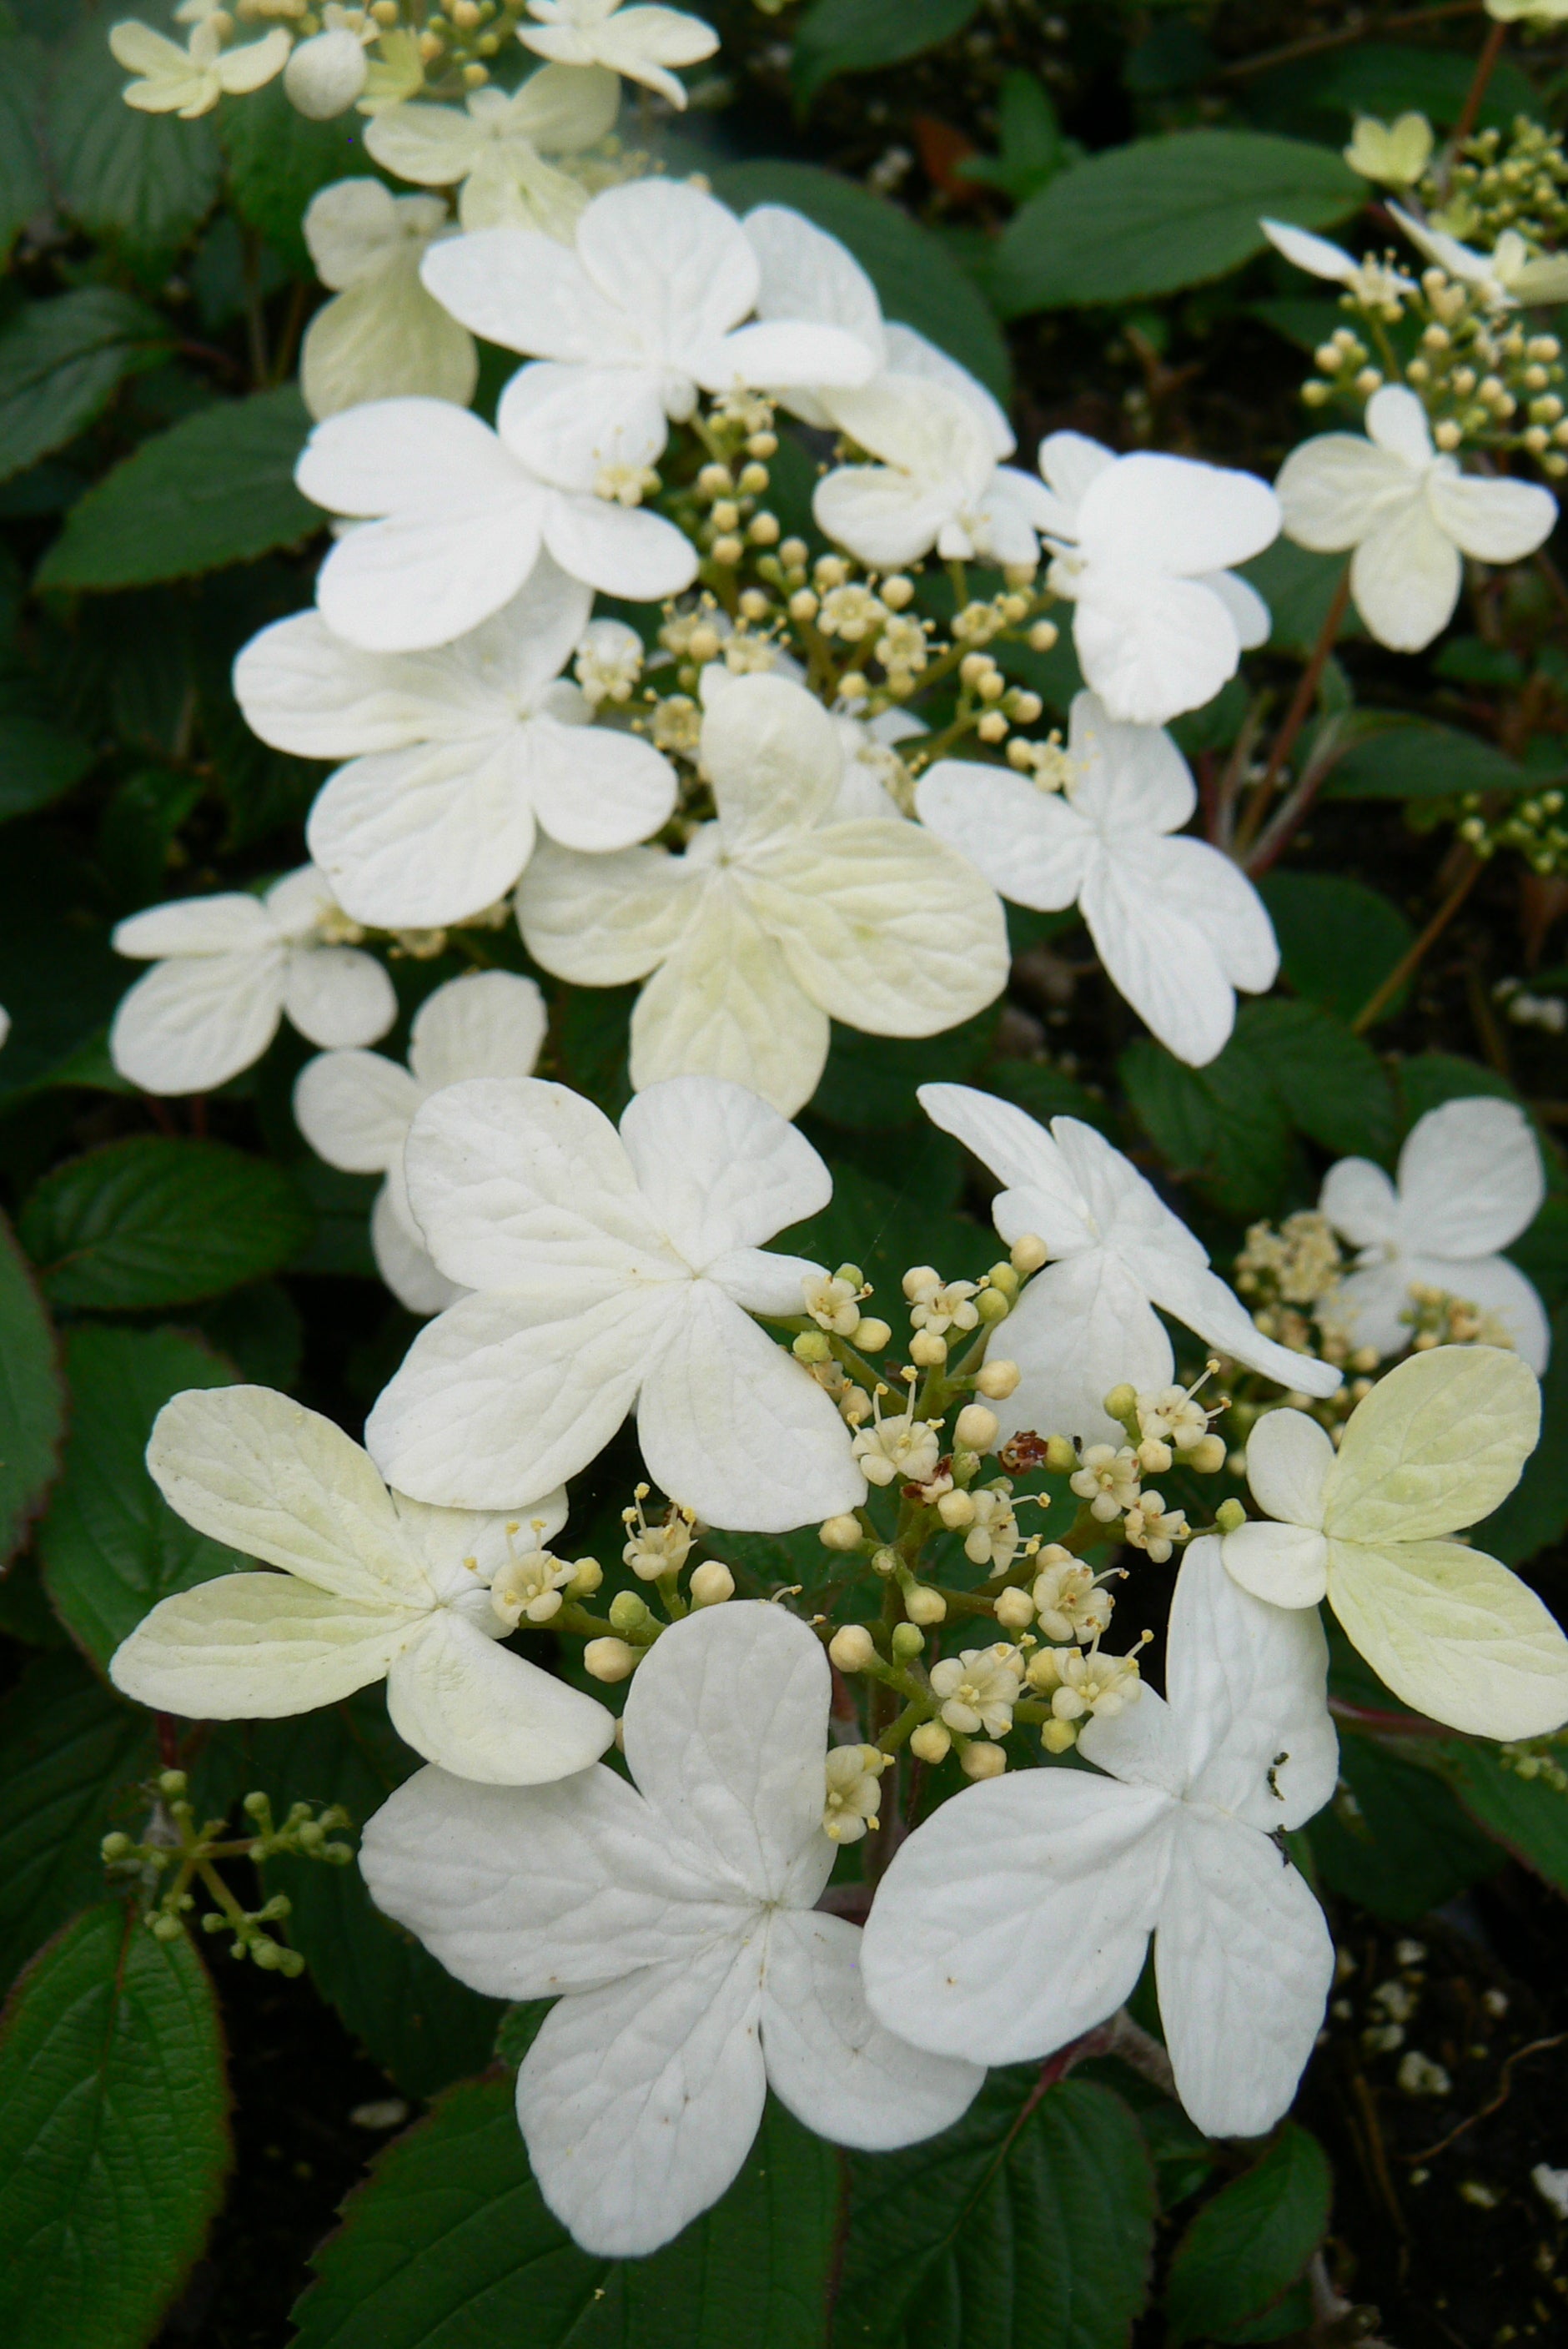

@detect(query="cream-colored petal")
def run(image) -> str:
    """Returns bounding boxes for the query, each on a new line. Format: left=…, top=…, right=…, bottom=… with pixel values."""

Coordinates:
left=1325, top=1342, right=1540, bottom=1543
left=1329, top=1534, right=1568, bottom=1738
left=109, top=1573, right=417, bottom=1718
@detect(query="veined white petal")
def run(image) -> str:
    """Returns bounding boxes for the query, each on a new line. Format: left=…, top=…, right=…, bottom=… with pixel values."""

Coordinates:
left=109, top=1574, right=415, bottom=1717
left=384, top=1607, right=614, bottom=1783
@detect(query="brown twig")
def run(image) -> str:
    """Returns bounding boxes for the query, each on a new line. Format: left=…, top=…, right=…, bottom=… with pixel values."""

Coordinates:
left=1234, top=569, right=1353, bottom=860
left=1450, top=18, right=1508, bottom=148
left=1351, top=852, right=1482, bottom=1032
left=1213, top=3, right=1484, bottom=83
left=1403, top=2033, right=1568, bottom=2163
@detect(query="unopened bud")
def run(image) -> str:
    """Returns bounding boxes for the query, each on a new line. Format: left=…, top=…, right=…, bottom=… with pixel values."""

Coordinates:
left=585, top=1637, right=638, bottom=1682
left=1216, top=1497, right=1248, bottom=1533
left=1042, top=1718, right=1078, bottom=1754
left=829, top=1623, right=878, bottom=1672
left=960, top=1742, right=1007, bottom=1780
left=1103, top=1382, right=1137, bottom=1422
left=910, top=1330, right=947, bottom=1367
left=1028, top=620, right=1058, bottom=651
left=993, top=1586, right=1035, bottom=1630
left=954, top=1402, right=999, bottom=1452
left=1044, top=1434, right=1077, bottom=1472
left=905, top=1585, right=947, bottom=1626
left=792, top=1330, right=832, bottom=1363
left=101, top=1831, right=133, bottom=1862
left=891, top=1621, right=925, bottom=1662
left=975, top=1359, right=1021, bottom=1400
left=872, top=1546, right=900, bottom=1577
left=150, top=1913, right=183, bottom=1941
left=902, top=1264, right=939, bottom=1300
left=1010, top=1235, right=1048, bottom=1275
left=1188, top=1433, right=1227, bottom=1474
left=820, top=1513, right=864, bottom=1552
left=609, top=1590, right=651, bottom=1633
left=284, top=26, right=369, bottom=119
left=937, top=1487, right=977, bottom=1528
left=158, top=1769, right=188, bottom=1798
left=567, top=1556, right=603, bottom=1597
left=986, top=1261, right=1020, bottom=1297
left=910, top=1720, right=951, bottom=1763
left=688, top=1560, right=734, bottom=1607
left=852, top=1316, right=892, bottom=1352
left=975, top=1286, right=1010, bottom=1324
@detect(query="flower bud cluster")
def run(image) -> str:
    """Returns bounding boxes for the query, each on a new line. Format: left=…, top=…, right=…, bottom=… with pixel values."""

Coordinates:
left=1421, top=118, right=1568, bottom=256
left=1458, top=785, right=1568, bottom=875
left=1403, top=1283, right=1517, bottom=1353
left=103, top=1771, right=354, bottom=1972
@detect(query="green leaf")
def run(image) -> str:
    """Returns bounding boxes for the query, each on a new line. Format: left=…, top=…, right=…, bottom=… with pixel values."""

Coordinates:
left=0, top=712, right=97, bottom=821
left=1510, top=1194, right=1568, bottom=1310
left=37, top=387, right=318, bottom=591
left=0, top=1207, right=63, bottom=1567
left=988, top=1056, right=1118, bottom=1138
left=1323, top=718, right=1539, bottom=799
left=1259, top=872, right=1414, bottom=1025
left=1395, top=1050, right=1519, bottom=1129
left=0, top=289, right=171, bottom=486
left=220, top=78, right=369, bottom=276
left=0, top=1653, right=157, bottom=1985
left=1235, top=998, right=1397, bottom=1161
left=811, top=1008, right=997, bottom=1129
left=710, top=159, right=1011, bottom=400
left=0, top=1902, right=230, bottom=2349
left=1120, top=1035, right=1293, bottom=1220
left=1471, top=1304, right=1568, bottom=1566
left=1308, top=1730, right=1501, bottom=1922
left=0, top=832, right=123, bottom=1101
left=1436, top=1738, right=1568, bottom=1892
left=21, top=1134, right=314, bottom=1310
left=782, top=1158, right=989, bottom=1307
left=38, top=1324, right=239, bottom=1669
left=0, top=39, right=48, bottom=267
left=294, top=2073, right=838, bottom=2348
left=1164, top=2123, right=1332, bottom=2346
left=958, top=71, right=1076, bottom=204
left=1239, top=541, right=1359, bottom=656
left=792, top=0, right=983, bottom=104
left=992, top=130, right=1361, bottom=315
left=46, top=21, right=223, bottom=273
left=834, top=2072, right=1155, bottom=2348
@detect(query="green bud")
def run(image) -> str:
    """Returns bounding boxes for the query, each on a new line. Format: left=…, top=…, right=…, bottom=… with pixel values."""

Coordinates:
left=297, top=1820, right=324, bottom=1850
left=792, top=1330, right=832, bottom=1364
left=202, top=1911, right=225, bottom=1934
left=976, top=1287, right=1010, bottom=1324
left=157, top=1768, right=188, bottom=1799
left=872, top=1547, right=900, bottom=1577
left=252, top=1937, right=283, bottom=1971
left=833, top=1263, right=865, bottom=1289
left=278, top=1947, right=307, bottom=1979
left=101, top=1831, right=133, bottom=1863
left=1215, top=1497, right=1247, bottom=1534
left=149, top=1913, right=183, bottom=1943
left=243, top=1790, right=270, bottom=1818
left=986, top=1262, right=1020, bottom=1299
left=1044, top=1434, right=1077, bottom=1474
left=1102, top=1382, right=1137, bottom=1423
left=609, top=1589, right=652, bottom=1634
left=891, top=1622, right=925, bottom=1662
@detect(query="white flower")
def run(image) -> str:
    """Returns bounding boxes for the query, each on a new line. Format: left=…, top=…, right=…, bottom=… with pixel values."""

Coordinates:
left=1319, top=1097, right=1549, bottom=1370
left=359, top=1602, right=982, bottom=2253
left=1342, top=115, right=1435, bottom=189
left=1223, top=1344, right=1568, bottom=1738
left=1260, top=217, right=1418, bottom=307
left=110, top=867, right=396, bottom=1097
left=852, top=1398, right=942, bottom=1488
left=822, top=1742, right=888, bottom=1843
left=234, top=560, right=676, bottom=928
left=295, top=395, right=696, bottom=653
left=917, top=689, right=1279, bottom=1068
left=1031, top=431, right=1279, bottom=726
left=575, top=616, right=644, bottom=707
left=918, top=1082, right=1341, bottom=1445
left=299, top=179, right=478, bottom=422
left=516, top=672, right=1007, bottom=1117
left=814, top=377, right=1048, bottom=571
left=697, top=653, right=922, bottom=816
left=419, top=181, right=875, bottom=489
left=294, top=971, right=549, bottom=1316
left=364, top=67, right=619, bottom=237
left=284, top=15, right=371, bottom=119
left=518, top=0, right=719, bottom=109
left=108, top=1386, right=605, bottom=1785
left=862, top=1538, right=1339, bottom=2140
left=364, top=1072, right=868, bottom=1532
left=743, top=203, right=1013, bottom=452
left=1388, top=200, right=1568, bottom=309
left=110, top=18, right=291, bottom=117
left=1277, top=385, right=1557, bottom=652
left=929, top=1642, right=1023, bottom=1738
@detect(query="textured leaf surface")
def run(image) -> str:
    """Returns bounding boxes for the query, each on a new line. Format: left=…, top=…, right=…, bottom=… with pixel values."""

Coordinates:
left=1259, top=873, right=1413, bottom=1025
left=792, top=0, right=983, bottom=103
left=1308, top=1732, right=1500, bottom=1922
left=0, top=289, right=169, bottom=485
left=0, top=1208, right=63, bottom=1567
left=1440, top=1738, right=1568, bottom=1892
left=0, top=712, right=97, bottom=821
left=0, top=38, right=47, bottom=267
left=47, top=22, right=222, bottom=270
left=292, top=2073, right=839, bottom=2346
left=220, top=79, right=368, bottom=277
left=0, top=1902, right=230, bottom=2349
left=1471, top=1305, right=1568, bottom=1566
left=1164, top=2123, right=1331, bottom=2346
left=1324, top=720, right=1538, bottom=800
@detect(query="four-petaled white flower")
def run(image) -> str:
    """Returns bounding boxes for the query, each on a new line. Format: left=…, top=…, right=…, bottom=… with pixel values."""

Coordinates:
left=1223, top=1344, right=1568, bottom=1738
left=518, top=0, right=719, bottom=109
left=1276, top=385, right=1556, bottom=652
left=813, top=377, right=1047, bottom=571
left=360, top=1601, right=981, bottom=2256
left=1388, top=199, right=1568, bottom=309
left=1260, top=217, right=1417, bottom=308
left=108, top=1386, right=606, bottom=1784
left=110, top=18, right=291, bottom=117
left=234, top=558, right=676, bottom=928
left=364, top=67, right=620, bottom=237
left=917, top=690, right=1279, bottom=1067
left=294, top=971, right=549, bottom=1316
left=918, top=1082, right=1341, bottom=1444
left=516, top=673, right=1008, bottom=1117
left=296, top=395, right=696, bottom=654
left=110, top=866, right=396, bottom=1098
left=299, top=179, right=478, bottom=423
left=743, top=204, right=1013, bottom=453
left=862, top=1538, right=1338, bottom=2141
left=1319, top=1096, right=1549, bottom=1370
left=364, top=1072, right=869, bottom=1532
left=1031, top=431, right=1279, bottom=726
left=419, top=180, right=876, bottom=488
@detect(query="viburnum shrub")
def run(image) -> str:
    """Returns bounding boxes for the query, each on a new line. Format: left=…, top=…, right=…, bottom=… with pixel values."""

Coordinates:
left=4, top=3, right=1568, bottom=2344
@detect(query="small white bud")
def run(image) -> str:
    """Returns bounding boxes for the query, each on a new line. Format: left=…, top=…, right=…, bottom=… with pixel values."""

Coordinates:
left=819, top=1513, right=864, bottom=1552
left=954, top=1402, right=999, bottom=1452
left=284, top=28, right=368, bottom=119
left=993, top=1586, right=1035, bottom=1630
left=905, top=1585, right=947, bottom=1626
left=960, top=1742, right=1008, bottom=1781
left=1010, top=1235, right=1048, bottom=1275
left=1188, top=1433, right=1227, bottom=1474
left=975, top=1358, right=1021, bottom=1400
left=910, top=1330, right=947, bottom=1366
left=829, top=1623, right=879, bottom=1672
left=910, top=1720, right=951, bottom=1763
left=937, top=1488, right=977, bottom=1529
left=852, top=1315, right=892, bottom=1352
left=688, top=1560, right=734, bottom=1607
left=584, top=1637, right=638, bottom=1683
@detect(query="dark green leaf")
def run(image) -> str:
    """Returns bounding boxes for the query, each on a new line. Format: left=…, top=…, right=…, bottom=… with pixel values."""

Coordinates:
left=0, top=712, right=96, bottom=821
left=1436, top=1738, right=1568, bottom=1892
left=0, top=289, right=170, bottom=485
left=96, top=763, right=205, bottom=904
left=0, top=1653, right=157, bottom=1985
left=1323, top=718, right=1538, bottom=800
left=0, top=1902, right=230, bottom=2349
left=782, top=1159, right=989, bottom=1307
left=1297, top=40, right=1539, bottom=133
left=294, top=2073, right=839, bottom=2348
left=1240, top=540, right=1358, bottom=655
left=811, top=1008, right=996, bottom=1130
left=0, top=1207, right=63, bottom=1567
left=1395, top=1050, right=1519, bottom=1129
left=1471, top=1304, right=1568, bottom=1565
left=993, top=131, right=1361, bottom=315
left=958, top=71, right=1075, bottom=203
left=1165, top=2122, right=1331, bottom=2346
left=21, top=1134, right=314, bottom=1309
left=987, top=1056, right=1117, bottom=1138
left=1308, top=1731, right=1501, bottom=1922
left=47, top=21, right=223, bottom=272
left=710, top=159, right=1011, bottom=400
left=0, top=831, right=122, bottom=1101
left=835, top=2073, right=1155, bottom=2348
left=1235, top=998, right=1397, bottom=1161
left=1259, top=873, right=1414, bottom=1025
left=1510, top=1195, right=1568, bottom=1311
left=37, top=386, right=318, bottom=591
left=220, top=77, right=369, bottom=276
left=0, top=39, right=48, bottom=267
left=1120, top=1036, right=1293, bottom=1220
left=38, top=1323, right=239, bottom=1668
left=792, top=0, right=983, bottom=103
left=286, top=1159, right=380, bottom=1280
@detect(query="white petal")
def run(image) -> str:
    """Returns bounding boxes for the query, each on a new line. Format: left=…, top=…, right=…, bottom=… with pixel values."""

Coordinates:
left=882, top=321, right=1014, bottom=455
left=1138, top=1254, right=1344, bottom=1400
left=861, top=1771, right=1172, bottom=2066
left=1073, top=571, right=1244, bottom=727
left=761, top=1909, right=982, bottom=2149
left=540, top=490, right=697, bottom=601
left=235, top=611, right=458, bottom=761
left=364, top=100, right=482, bottom=189
left=1351, top=499, right=1462, bottom=652
left=1259, top=219, right=1355, bottom=284
left=523, top=717, right=677, bottom=854
left=916, top=1080, right=1095, bottom=1252
left=1036, top=428, right=1115, bottom=519
left=1081, top=847, right=1241, bottom=1067
left=294, top=1049, right=419, bottom=1173
left=1329, top=1259, right=1416, bottom=1359
left=1068, top=690, right=1196, bottom=832
left=1395, top=1096, right=1544, bottom=1257
left=283, top=944, right=397, bottom=1050
left=384, top=1608, right=614, bottom=1783
left=999, top=1250, right=1175, bottom=1446
left=813, top=459, right=958, bottom=570
left=110, top=950, right=285, bottom=1094
left=1275, top=433, right=1415, bottom=551
left=1328, top=1532, right=1568, bottom=1738
left=1145, top=833, right=1279, bottom=995
left=309, top=737, right=538, bottom=927
left=409, top=968, right=547, bottom=1088
left=297, top=393, right=512, bottom=514
left=1425, top=466, right=1556, bottom=564
left=619, top=1074, right=832, bottom=1265
left=1326, top=1342, right=1540, bottom=1543
left=1319, top=1154, right=1400, bottom=1247
left=1366, top=384, right=1435, bottom=467
left=704, top=672, right=842, bottom=845
left=696, top=317, right=876, bottom=396
left=113, top=893, right=276, bottom=958
left=371, top=1179, right=461, bottom=1316
left=1403, top=1249, right=1550, bottom=1375
left=1245, top=1404, right=1335, bottom=1528
left=707, top=1246, right=831, bottom=1318
left=499, top=360, right=669, bottom=483
left=1204, top=566, right=1272, bottom=649
left=507, top=60, right=621, bottom=149
left=516, top=839, right=695, bottom=986
left=1155, top=1810, right=1333, bottom=2139
left=628, top=883, right=832, bottom=1119
left=915, top=760, right=1093, bottom=912
left=1074, top=1685, right=1189, bottom=1799
left=1077, top=450, right=1280, bottom=577
left=744, top=204, right=884, bottom=350
left=420, top=224, right=619, bottom=360
left=109, top=1574, right=414, bottom=1718
left=317, top=500, right=546, bottom=656
left=301, top=269, right=478, bottom=424
left=1221, top=1519, right=1331, bottom=1610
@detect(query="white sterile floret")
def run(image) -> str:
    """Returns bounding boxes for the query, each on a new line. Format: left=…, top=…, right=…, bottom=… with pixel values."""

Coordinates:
left=1318, top=1096, right=1549, bottom=1371
left=1029, top=431, right=1280, bottom=726
left=814, top=377, right=1048, bottom=571
left=235, top=559, right=676, bottom=929
left=1342, top=115, right=1435, bottom=189
left=364, top=66, right=620, bottom=236
left=299, top=180, right=478, bottom=422
left=295, top=393, right=696, bottom=656
left=419, top=180, right=874, bottom=490
left=1224, top=1344, right=1568, bottom=1739
left=111, top=19, right=291, bottom=118
left=852, top=1394, right=942, bottom=1488
left=917, top=690, right=1279, bottom=1069
left=929, top=1643, right=1023, bottom=1739
left=365, top=1073, right=868, bottom=1532
left=1388, top=199, right=1568, bottom=310
left=108, top=1386, right=605, bottom=1784
left=359, top=1602, right=982, bottom=2256
left=294, top=970, right=548, bottom=1316
left=822, top=1742, right=888, bottom=1843
left=862, top=1538, right=1339, bottom=2141
left=516, top=673, right=1008, bottom=1117
left=110, top=865, right=396, bottom=1097
left=1277, top=385, right=1556, bottom=653
left=518, top=0, right=719, bottom=109
left=918, top=1083, right=1341, bottom=1445
left=1260, top=218, right=1418, bottom=309
left=743, top=204, right=1013, bottom=453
